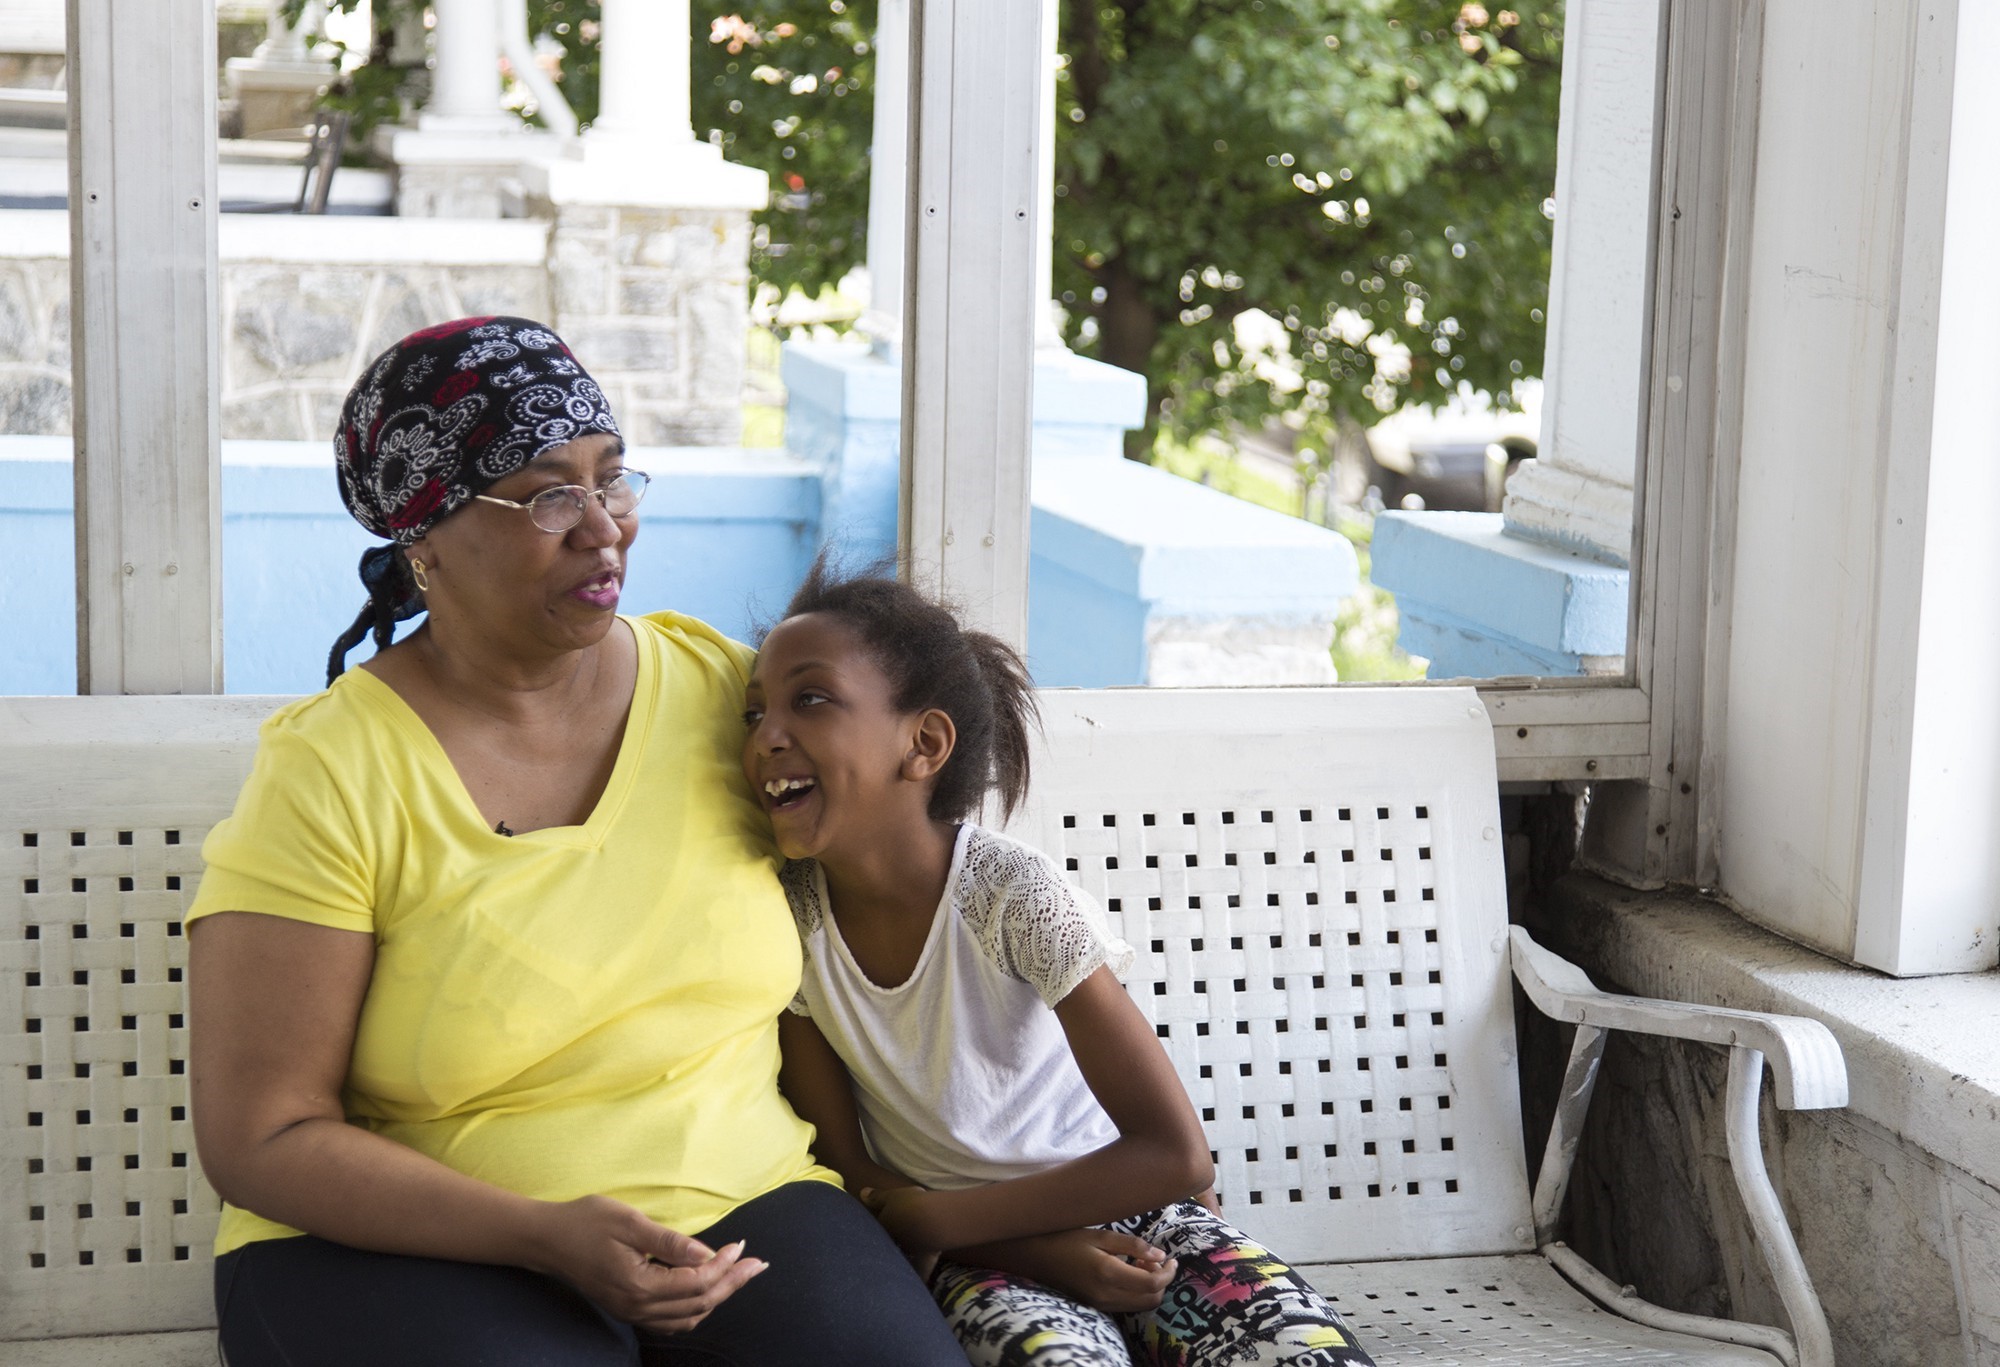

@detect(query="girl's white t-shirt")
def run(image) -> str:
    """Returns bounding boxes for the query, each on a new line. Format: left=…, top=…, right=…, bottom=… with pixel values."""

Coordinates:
left=783, top=823, right=1136, bottom=1191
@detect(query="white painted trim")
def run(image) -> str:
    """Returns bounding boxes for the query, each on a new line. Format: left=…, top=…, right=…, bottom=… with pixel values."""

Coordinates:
left=66, top=0, right=223, bottom=695
left=859, top=0, right=911, bottom=348
left=1587, top=0, right=1755, bottom=890
left=898, top=0, right=1044, bottom=649
left=1693, top=1, right=1766, bottom=895
left=1853, top=0, right=1998, bottom=976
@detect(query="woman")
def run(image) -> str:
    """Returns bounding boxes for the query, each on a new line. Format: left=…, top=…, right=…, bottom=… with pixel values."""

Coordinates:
left=187, top=317, right=967, bottom=1366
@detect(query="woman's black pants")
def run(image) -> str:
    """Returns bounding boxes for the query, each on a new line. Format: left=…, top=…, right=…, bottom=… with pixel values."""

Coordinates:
left=212, top=1180, right=968, bottom=1366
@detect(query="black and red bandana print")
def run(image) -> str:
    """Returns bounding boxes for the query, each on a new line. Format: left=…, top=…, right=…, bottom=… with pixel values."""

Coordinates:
left=333, top=316, right=622, bottom=543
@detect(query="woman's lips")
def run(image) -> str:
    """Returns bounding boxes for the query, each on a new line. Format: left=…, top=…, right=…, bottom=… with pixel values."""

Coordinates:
left=569, top=571, right=621, bottom=608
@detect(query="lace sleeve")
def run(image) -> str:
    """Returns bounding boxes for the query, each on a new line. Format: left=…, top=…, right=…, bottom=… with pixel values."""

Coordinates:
left=960, top=828, right=1135, bottom=1008
left=777, top=860, right=824, bottom=1017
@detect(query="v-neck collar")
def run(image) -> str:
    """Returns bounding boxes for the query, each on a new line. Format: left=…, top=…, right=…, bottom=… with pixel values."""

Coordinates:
left=344, top=616, right=656, bottom=850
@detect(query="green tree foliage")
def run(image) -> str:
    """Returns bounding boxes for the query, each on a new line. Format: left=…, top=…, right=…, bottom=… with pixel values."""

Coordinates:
left=307, top=0, right=1559, bottom=460
left=1057, top=0, right=1562, bottom=457
left=685, top=2, right=877, bottom=301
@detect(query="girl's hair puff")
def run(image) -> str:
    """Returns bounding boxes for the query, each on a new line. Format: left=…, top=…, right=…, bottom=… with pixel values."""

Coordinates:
left=771, top=555, right=1039, bottom=822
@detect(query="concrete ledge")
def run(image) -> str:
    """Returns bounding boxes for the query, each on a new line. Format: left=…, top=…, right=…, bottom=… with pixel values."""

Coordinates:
left=1032, top=459, right=1358, bottom=616
left=1371, top=511, right=1628, bottom=678
left=1029, top=348, right=1149, bottom=437
left=0, top=208, right=547, bottom=264
left=779, top=340, right=902, bottom=421
left=219, top=213, right=545, bottom=264
left=1029, top=458, right=1360, bottom=687
left=778, top=340, right=1151, bottom=573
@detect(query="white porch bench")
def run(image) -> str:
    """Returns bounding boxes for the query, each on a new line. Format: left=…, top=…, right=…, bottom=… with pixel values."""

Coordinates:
left=2, top=688, right=1846, bottom=1365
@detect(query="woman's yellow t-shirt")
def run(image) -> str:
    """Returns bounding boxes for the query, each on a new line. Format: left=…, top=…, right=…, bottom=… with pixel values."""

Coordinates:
left=186, top=611, right=836, bottom=1255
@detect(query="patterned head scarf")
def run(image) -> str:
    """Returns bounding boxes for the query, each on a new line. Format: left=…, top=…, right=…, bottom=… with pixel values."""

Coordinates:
left=325, top=316, right=623, bottom=683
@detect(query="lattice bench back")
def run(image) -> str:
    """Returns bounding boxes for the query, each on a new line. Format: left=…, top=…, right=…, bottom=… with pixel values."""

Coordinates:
left=2, top=698, right=273, bottom=1339
left=1006, top=687, right=1533, bottom=1265
left=4, top=686, right=1532, bottom=1342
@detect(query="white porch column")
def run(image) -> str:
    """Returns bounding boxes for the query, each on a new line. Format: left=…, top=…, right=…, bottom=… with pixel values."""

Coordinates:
left=591, top=0, right=693, bottom=148
left=378, top=0, right=551, bottom=216
left=516, top=0, right=767, bottom=444
left=523, top=0, right=761, bottom=205
left=423, top=0, right=513, bottom=130
left=862, top=0, right=1066, bottom=354
left=224, top=0, right=334, bottom=136
left=254, top=0, right=313, bottom=64
left=900, top=0, right=1049, bottom=647
left=69, top=0, right=223, bottom=692
left=1499, top=0, right=1661, bottom=566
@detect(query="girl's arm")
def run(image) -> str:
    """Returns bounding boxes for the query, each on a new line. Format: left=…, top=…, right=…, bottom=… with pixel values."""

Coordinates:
left=866, top=964, right=1213, bottom=1257
left=777, top=1011, right=920, bottom=1196
left=190, top=912, right=764, bottom=1332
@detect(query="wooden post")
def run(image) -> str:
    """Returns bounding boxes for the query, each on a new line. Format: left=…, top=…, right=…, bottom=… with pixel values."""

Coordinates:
left=67, top=0, right=223, bottom=694
left=898, top=0, right=1046, bottom=650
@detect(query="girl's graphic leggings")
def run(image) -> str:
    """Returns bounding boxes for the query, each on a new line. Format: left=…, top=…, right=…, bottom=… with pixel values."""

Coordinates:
left=930, top=1199, right=1378, bottom=1367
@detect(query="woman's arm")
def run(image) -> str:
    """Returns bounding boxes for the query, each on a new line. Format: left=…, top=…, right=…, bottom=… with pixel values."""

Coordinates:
left=866, top=965, right=1213, bottom=1257
left=777, top=1012, right=918, bottom=1197
left=190, top=911, right=764, bottom=1331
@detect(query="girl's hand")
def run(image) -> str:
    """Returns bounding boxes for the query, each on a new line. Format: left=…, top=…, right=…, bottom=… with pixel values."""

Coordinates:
left=528, top=1195, right=767, bottom=1333
left=859, top=1186, right=943, bottom=1280
left=1003, top=1228, right=1177, bottom=1313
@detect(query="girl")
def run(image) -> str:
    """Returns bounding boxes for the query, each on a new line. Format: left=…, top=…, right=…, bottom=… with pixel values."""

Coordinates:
left=741, top=563, right=1377, bottom=1367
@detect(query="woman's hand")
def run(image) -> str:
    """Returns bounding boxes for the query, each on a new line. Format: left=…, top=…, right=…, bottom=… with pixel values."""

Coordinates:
left=968, top=1228, right=1177, bottom=1313
left=529, top=1195, right=767, bottom=1334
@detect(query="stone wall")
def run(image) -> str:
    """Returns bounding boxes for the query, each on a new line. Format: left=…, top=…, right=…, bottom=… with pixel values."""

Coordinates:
left=0, top=207, right=756, bottom=445
left=535, top=201, right=753, bottom=447
left=0, top=253, right=67, bottom=434
left=218, top=261, right=549, bottom=441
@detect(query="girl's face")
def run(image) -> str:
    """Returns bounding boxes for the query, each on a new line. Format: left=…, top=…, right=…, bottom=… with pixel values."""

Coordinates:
left=743, top=613, right=927, bottom=862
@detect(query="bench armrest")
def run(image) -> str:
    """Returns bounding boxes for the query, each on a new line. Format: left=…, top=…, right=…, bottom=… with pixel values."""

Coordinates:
left=1509, top=925, right=1840, bottom=1367
left=1509, top=925, right=1846, bottom=1110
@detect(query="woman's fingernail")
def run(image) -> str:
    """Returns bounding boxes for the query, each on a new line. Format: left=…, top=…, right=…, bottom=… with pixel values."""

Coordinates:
left=746, top=1259, right=770, bottom=1275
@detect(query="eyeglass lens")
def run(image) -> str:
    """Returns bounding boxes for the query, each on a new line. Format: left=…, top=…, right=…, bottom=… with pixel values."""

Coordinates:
left=527, top=471, right=650, bottom=532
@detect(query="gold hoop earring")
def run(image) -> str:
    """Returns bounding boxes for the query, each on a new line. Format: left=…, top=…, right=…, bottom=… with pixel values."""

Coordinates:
left=409, top=558, right=431, bottom=593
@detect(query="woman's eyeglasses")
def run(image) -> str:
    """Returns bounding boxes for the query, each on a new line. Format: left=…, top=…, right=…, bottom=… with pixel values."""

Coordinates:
left=475, top=469, right=651, bottom=533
